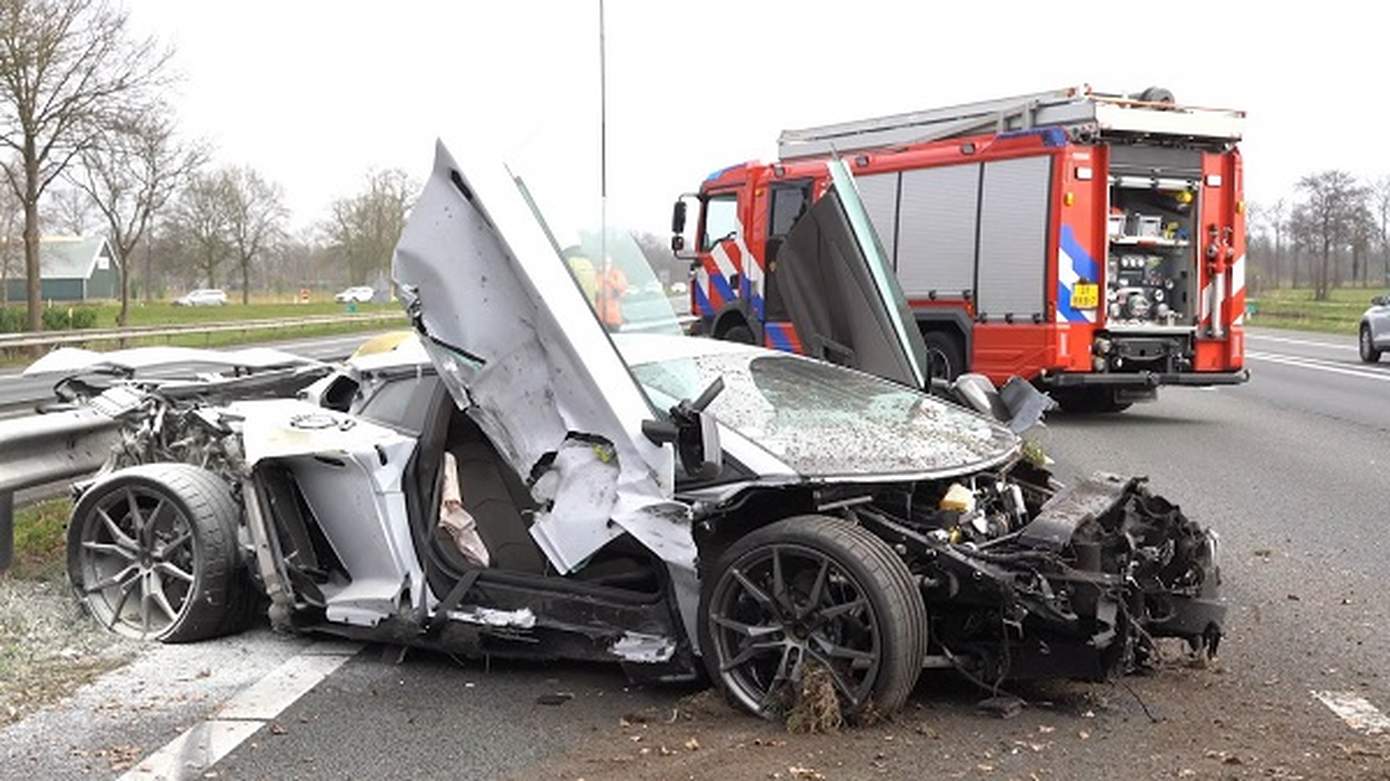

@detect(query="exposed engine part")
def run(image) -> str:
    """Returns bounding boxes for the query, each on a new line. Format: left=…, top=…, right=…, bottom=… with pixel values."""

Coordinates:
left=859, top=471, right=1223, bottom=685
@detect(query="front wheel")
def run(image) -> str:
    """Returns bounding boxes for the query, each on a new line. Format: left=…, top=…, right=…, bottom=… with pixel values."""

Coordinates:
left=67, top=464, right=254, bottom=642
left=699, top=515, right=927, bottom=720
left=1360, top=325, right=1382, bottom=363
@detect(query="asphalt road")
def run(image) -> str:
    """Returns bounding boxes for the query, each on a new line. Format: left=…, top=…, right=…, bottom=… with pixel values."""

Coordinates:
left=3, top=325, right=1389, bottom=780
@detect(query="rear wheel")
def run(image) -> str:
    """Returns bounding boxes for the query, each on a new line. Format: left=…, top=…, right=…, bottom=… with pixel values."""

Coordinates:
left=67, top=464, right=253, bottom=642
left=699, top=515, right=926, bottom=720
left=1360, top=325, right=1382, bottom=363
left=1055, top=386, right=1132, bottom=414
left=721, top=323, right=756, bottom=345
left=922, top=330, right=965, bottom=382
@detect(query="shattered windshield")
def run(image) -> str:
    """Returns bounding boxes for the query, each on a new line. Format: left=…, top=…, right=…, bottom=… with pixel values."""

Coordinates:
left=631, top=351, right=1017, bottom=478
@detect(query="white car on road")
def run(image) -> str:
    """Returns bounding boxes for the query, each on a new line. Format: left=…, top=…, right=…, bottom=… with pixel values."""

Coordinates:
left=335, top=286, right=376, bottom=304
left=173, top=289, right=228, bottom=307
left=1359, top=294, right=1390, bottom=362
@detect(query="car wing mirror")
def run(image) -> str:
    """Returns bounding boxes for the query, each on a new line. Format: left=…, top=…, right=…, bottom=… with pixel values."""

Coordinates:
left=641, top=376, right=724, bottom=479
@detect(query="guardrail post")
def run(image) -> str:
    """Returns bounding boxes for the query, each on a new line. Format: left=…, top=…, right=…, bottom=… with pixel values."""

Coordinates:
left=0, top=490, right=13, bottom=572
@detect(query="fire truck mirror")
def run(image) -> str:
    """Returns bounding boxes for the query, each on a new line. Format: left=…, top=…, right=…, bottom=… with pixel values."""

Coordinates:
left=670, top=194, right=700, bottom=260
left=671, top=199, right=687, bottom=233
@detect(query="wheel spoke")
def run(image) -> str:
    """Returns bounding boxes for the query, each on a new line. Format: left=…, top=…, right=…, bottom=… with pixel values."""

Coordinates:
left=771, top=547, right=788, bottom=612
left=139, top=589, right=152, bottom=637
left=801, top=558, right=831, bottom=619
left=811, top=634, right=876, bottom=666
left=730, top=567, right=775, bottom=611
left=150, top=584, right=179, bottom=623
left=145, top=498, right=168, bottom=536
left=711, top=613, right=781, bottom=639
left=85, top=564, right=138, bottom=594
left=107, top=579, right=139, bottom=630
left=815, top=597, right=867, bottom=623
left=720, top=640, right=783, bottom=672
left=81, top=541, right=136, bottom=561
left=807, top=650, right=866, bottom=708
left=97, top=508, right=137, bottom=550
left=156, top=530, right=192, bottom=560
left=154, top=561, right=194, bottom=584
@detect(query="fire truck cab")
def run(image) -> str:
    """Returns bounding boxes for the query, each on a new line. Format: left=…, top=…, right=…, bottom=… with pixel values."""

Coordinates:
left=673, top=86, right=1250, bottom=411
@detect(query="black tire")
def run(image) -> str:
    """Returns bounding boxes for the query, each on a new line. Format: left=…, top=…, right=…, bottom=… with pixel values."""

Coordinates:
left=922, top=330, right=966, bottom=382
left=1055, top=386, right=1132, bottom=414
left=1360, top=325, right=1382, bottom=363
left=698, top=515, right=927, bottom=720
left=67, top=463, right=252, bottom=643
left=720, top=323, right=756, bottom=345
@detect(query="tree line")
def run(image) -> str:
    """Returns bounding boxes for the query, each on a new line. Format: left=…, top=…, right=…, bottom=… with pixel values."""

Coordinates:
left=1247, top=172, right=1390, bottom=300
left=0, top=0, right=413, bottom=331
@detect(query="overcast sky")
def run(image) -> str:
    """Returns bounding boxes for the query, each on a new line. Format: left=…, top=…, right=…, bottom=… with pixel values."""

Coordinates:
left=133, top=0, right=1386, bottom=236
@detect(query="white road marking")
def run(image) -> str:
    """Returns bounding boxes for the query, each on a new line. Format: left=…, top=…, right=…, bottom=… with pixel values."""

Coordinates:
left=1245, top=333, right=1357, bottom=352
left=1246, top=350, right=1390, bottom=383
left=120, top=640, right=360, bottom=780
left=1312, top=690, right=1390, bottom=736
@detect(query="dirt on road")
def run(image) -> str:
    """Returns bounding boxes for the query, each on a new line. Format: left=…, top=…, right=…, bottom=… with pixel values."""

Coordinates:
left=520, top=650, right=1390, bottom=781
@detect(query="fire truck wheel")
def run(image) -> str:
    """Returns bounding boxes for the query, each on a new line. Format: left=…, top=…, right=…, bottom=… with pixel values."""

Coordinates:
left=1056, top=387, right=1131, bottom=414
left=922, top=331, right=965, bottom=381
left=722, top=324, right=756, bottom=345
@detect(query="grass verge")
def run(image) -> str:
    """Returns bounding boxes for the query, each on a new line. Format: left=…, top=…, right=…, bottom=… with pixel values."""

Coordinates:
left=1247, top=287, right=1388, bottom=335
left=1, top=498, right=137, bottom=724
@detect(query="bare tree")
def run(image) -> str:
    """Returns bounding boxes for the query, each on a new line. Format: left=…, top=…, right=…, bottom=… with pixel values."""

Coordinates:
left=1295, top=171, right=1362, bottom=301
left=0, top=0, right=170, bottom=330
left=172, top=171, right=232, bottom=290
left=69, top=110, right=206, bottom=323
left=0, top=175, right=20, bottom=305
left=328, top=169, right=413, bottom=286
left=223, top=166, right=286, bottom=305
left=47, top=185, right=97, bottom=234
left=1373, top=176, right=1390, bottom=287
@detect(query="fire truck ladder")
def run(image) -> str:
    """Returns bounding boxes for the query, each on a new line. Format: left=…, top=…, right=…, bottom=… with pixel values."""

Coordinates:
left=777, top=85, right=1244, bottom=160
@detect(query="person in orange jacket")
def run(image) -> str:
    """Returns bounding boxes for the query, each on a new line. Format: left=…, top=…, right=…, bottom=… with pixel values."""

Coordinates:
left=596, top=262, right=628, bottom=330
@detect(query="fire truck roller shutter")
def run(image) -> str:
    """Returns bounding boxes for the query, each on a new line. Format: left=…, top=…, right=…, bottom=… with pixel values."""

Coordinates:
left=896, top=163, right=981, bottom=299
left=976, top=156, right=1051, bottom=320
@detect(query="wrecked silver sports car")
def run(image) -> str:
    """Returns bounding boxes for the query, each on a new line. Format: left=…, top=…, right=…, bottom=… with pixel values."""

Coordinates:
left=15, top=143, right=1223, bottom=720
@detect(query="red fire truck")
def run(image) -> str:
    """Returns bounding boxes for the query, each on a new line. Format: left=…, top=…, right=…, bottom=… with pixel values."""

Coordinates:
left=672, top=86, right=1250, bottom=411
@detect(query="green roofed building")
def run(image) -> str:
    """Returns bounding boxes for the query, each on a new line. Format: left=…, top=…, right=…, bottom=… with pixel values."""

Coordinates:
left=2, top=236, right=120, bottom=303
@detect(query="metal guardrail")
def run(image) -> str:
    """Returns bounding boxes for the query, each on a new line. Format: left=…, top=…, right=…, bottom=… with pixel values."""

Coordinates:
left=0, top=311, right=406, bottom=350
left=0, top=408, right=122, bottom=571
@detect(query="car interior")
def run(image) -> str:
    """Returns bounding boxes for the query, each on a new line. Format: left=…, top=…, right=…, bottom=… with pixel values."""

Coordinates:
left=393, top=374, right=670, bottom=605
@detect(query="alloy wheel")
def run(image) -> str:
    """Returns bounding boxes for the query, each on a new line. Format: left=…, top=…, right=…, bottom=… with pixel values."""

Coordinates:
left=74, top=485, right=198, bottom=639
left=707, top=543, right=882, bottom=716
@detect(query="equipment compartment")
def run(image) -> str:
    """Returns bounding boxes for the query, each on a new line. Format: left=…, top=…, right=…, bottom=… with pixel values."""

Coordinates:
left=1105, top=181, right=1198, bottom=328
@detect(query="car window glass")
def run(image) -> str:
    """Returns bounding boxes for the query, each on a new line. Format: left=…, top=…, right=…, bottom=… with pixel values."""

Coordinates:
left=357, top=375, right=439, bottom=433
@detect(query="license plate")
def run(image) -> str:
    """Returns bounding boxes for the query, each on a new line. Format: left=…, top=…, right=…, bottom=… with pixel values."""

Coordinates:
left=1071, top=283, right=1099, bottom=309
